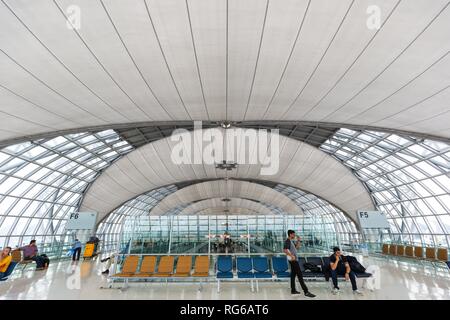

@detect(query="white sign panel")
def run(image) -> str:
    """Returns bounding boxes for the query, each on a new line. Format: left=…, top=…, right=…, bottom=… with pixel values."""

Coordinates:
left=357, top=210, right=390, bottom=229
left=66, top=212, right=97, bottom=230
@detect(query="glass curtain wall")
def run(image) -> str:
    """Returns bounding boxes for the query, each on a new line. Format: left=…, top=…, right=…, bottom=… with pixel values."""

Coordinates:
left=321, top=128, right=450, bottom=248
left=0, top=130, right=133, bottom=256
left=121, top=215, right=339, bottom=255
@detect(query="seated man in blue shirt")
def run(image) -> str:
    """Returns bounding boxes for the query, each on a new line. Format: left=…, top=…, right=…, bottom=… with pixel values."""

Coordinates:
left=329, top=247, right=363, bottom=295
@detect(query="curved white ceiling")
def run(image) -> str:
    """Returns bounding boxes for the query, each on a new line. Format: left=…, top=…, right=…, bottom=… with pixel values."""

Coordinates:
left=150, top=180, right=303, bottom=216
left=80, top=128, right=375, bottom=224
left=179, top=198, right=272, bottom=216
left=0, top=0, right=449, bottom=144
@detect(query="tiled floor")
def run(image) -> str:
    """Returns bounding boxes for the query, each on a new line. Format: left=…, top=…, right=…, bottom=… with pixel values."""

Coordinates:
left=1, top=256, right=449, bottom=300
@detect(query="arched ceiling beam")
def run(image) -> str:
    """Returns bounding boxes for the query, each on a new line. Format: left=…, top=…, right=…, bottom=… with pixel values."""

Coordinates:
left=150, top=179, right=303, bottom=216
left=80, top=128, right=375, bottom=224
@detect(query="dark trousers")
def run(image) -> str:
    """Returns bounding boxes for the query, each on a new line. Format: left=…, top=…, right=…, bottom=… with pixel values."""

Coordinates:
left=72, top=248, right=81, bottom=261
left=289, top=260, right=309, bottom=293
left=331, top=269, right=357, bottom=290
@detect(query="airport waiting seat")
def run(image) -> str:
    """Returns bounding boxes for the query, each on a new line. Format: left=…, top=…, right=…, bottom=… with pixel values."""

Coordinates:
left=437, top=248, right=448, bottom=262
left=114, top=255, right=140, bottom=277
left=298, top=257, right=313, bottom=278
left=271, top=256, right=290, bottom=278
left=11, top=250, right=33, bottom=270
left=173, top=256, right=192, bottom=277
left=236, top=257, right=254, bottom=278
left=322, top=256, right=372, bottom=278
left=216, top=256, right=233, bottom=279
left=0, top=261, right=18, bottom=282
left=192, top=256, right=210, bottom=277
left=252, top=257, right=272, bottom=278
left=414, top=246, right=424, bottom=258
left=133, top=255, right=156, bottom=277
left=307, top=256, right=324, bottom=272
left=426, top=247, right=436, bottom=260
left=382, top=244, right=389, bottom=255
left=389, top=244, right=397, bottom=255
left=397, top=245, right=405, bottom=256
left=405, top=246, right=414, bottom=257
left=154, top=256, right=174, bottom=277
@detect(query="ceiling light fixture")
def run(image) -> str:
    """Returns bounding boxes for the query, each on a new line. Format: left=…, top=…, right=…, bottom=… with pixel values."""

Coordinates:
left=220, top=121, right=232, bottom=129
left=215, top=160, right=238, bottom=171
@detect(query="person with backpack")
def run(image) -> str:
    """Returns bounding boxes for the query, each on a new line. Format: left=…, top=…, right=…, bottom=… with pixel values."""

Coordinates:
left=283, top=230, right=316, bottom=298
left=329, top=247, right=363, bottom=295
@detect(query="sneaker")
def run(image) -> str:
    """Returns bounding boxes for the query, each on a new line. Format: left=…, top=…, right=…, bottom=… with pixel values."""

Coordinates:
left=353, top=290, right=363, bottom=296
left=102, top=269, right=109, bottom=274
left=304, top=292, right=316, bottom=298
left=291, top=290, right=301, bottom=294
left=332, top=288, right=340, bottom=295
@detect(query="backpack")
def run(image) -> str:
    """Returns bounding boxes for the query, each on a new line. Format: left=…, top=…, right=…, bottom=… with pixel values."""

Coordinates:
left=345, top=255, right=365, bottom=273
left=303, top=262, right=322, bottom=273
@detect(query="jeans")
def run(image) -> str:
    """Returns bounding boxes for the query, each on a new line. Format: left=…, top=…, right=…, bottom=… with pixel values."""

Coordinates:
left=331, top=269, right=357, bottom=290
left=288, top=260, right=309, bottom=293
left=72, top=248, right=81, bottom=261
left=0, top=272, right=5, bottom=279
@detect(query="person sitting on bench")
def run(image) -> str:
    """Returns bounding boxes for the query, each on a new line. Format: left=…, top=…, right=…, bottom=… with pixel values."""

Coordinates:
left=329, top=247, right=363, bottom=295
left=0, top=247, right=12, bottom=278
left=20, top=240, right=46, bottom=270
left=100, top=241, right=130, bottom=274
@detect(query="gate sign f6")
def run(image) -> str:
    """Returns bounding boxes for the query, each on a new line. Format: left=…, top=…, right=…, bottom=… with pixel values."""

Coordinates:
left=357, top=210, right=390, bottom=229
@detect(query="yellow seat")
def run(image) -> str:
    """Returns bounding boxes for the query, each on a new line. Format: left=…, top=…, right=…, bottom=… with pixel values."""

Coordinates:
left=192, top=256, right=210, bottom=277
left=425, top=247, right=436, bottom=260
left=83, top=243, right=95, bottom=258
left=414, top=246, right=423, bottom=259
left=11, top=250, right=22, bottom=263
left=154, top=256, right=174, bottom=277
left=133, top=256, right=156, bottom=277
left=173, top=256, right=192, bottom=277
left=382, top=244, right=389, bottom=255
left=389, top=244, right=397, bottom=255
left=405, top=246, right=414, bottom=257
left=437, top=248, right=448, bottom=262
left=396, top=245, right=404, bottom=256
left=114, top=255, right=140, bottom=277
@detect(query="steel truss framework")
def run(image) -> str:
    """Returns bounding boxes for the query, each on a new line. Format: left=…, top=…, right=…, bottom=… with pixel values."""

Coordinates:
left=321, top=128, right=450, bottom=247
left=0, top=122, right=448, bottom=252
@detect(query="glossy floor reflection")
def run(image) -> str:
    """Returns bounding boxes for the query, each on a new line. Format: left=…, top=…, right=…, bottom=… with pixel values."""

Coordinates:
left=1, top=256, right=449, bottom=300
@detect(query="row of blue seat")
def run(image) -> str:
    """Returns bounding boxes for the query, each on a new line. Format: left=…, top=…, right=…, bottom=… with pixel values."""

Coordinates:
left=216, top=255, right=372, bottom=279
left=216, top=256, right=292, bottom=279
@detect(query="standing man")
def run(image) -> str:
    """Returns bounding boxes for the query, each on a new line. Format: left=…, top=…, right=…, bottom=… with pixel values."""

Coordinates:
left=329, top=247, right=363, bottom=295
left=283, top=230, right=316, bottom=297
left=72, top=239, right=82, bottom=261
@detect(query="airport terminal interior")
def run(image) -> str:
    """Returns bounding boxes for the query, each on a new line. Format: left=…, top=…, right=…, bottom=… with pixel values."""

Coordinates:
left=0, top=0, right=449, bottom=301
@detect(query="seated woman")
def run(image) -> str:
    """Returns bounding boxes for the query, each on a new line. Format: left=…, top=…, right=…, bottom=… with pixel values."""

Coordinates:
left=19, top=240, right=47, bottom=270
left=0, top=247, right=12, bottom=278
